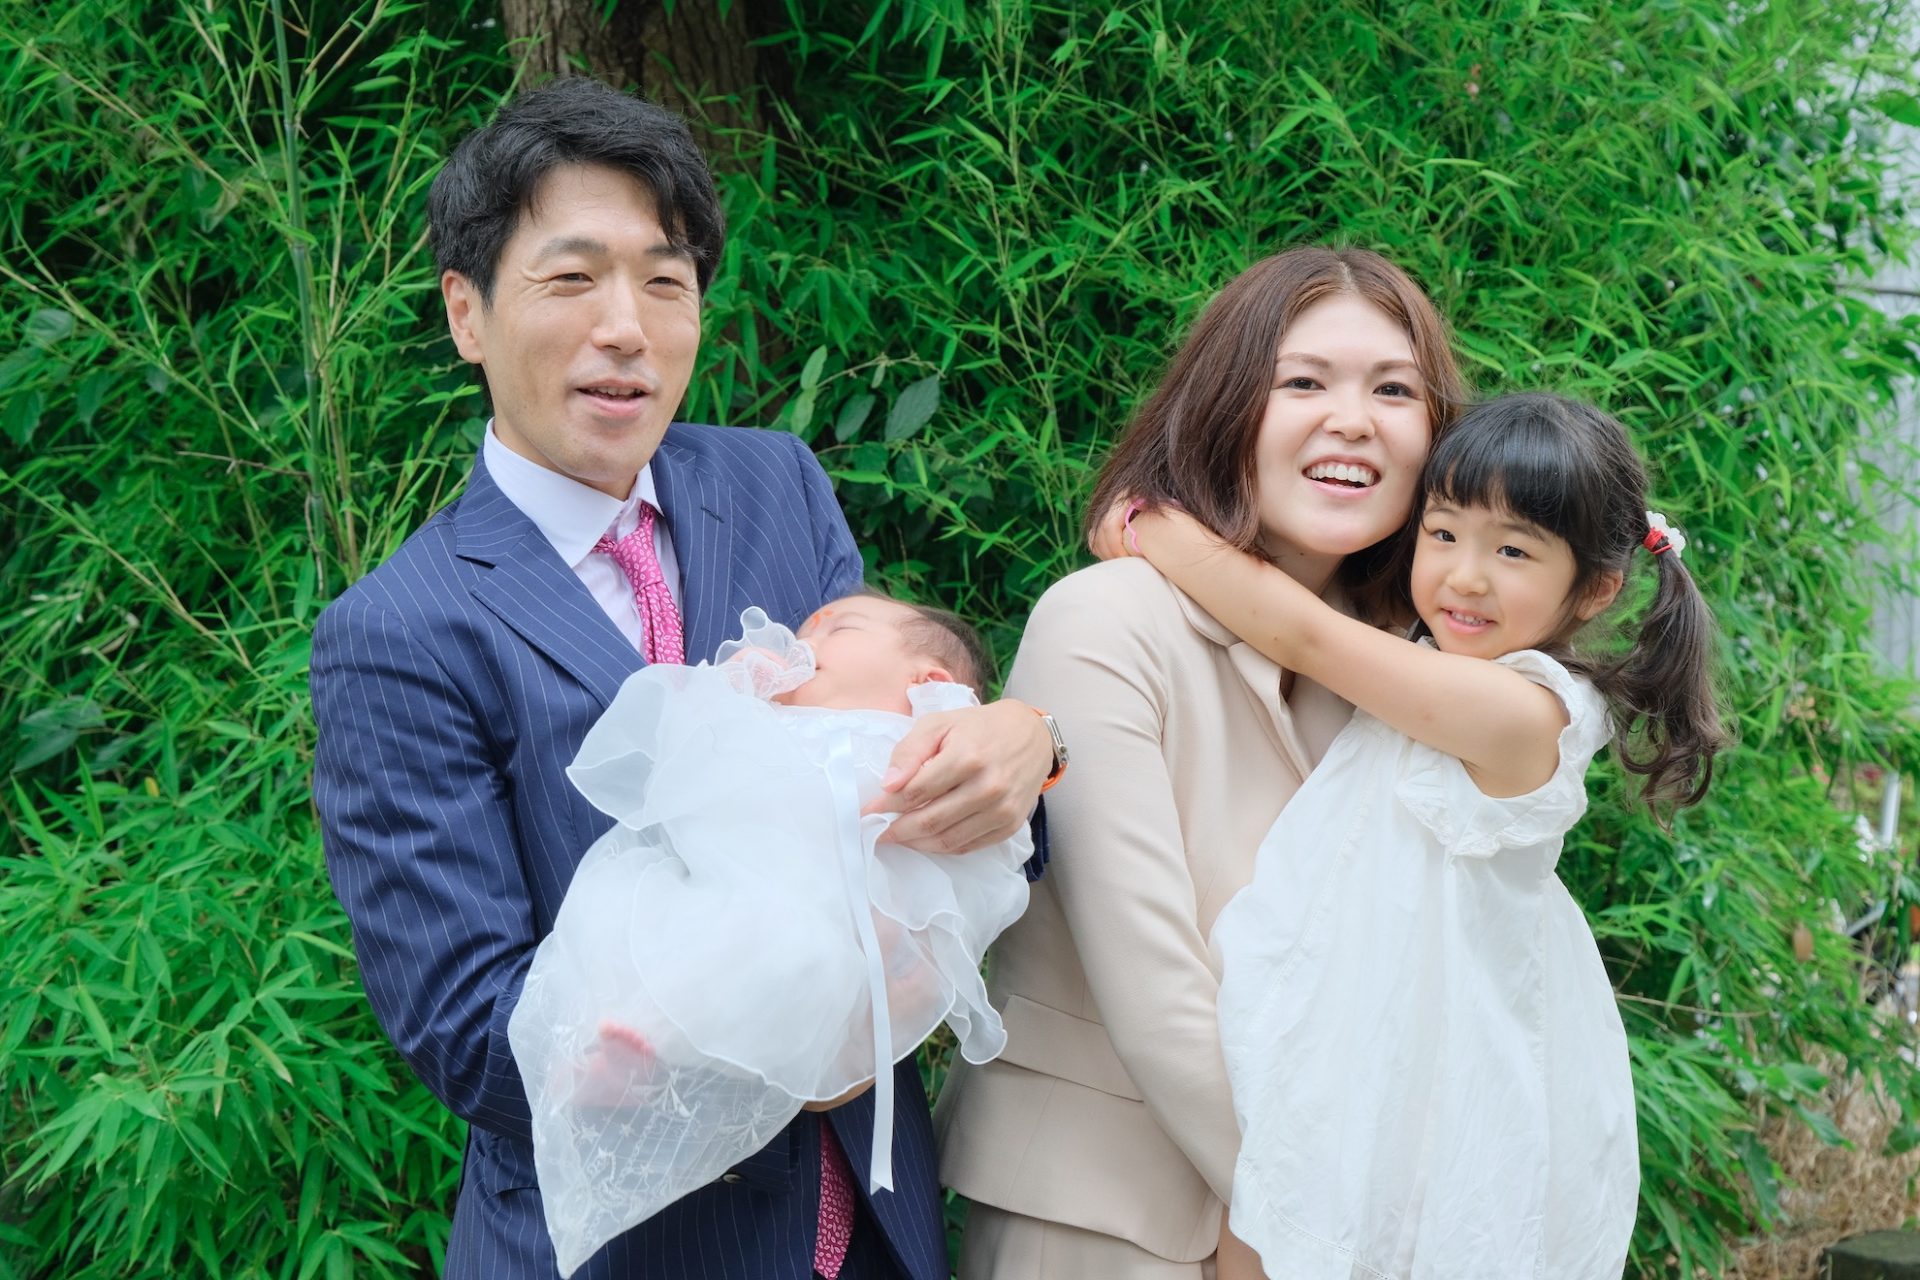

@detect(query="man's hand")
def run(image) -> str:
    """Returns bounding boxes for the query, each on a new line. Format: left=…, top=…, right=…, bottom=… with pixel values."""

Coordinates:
left=865, top=699, right=1054, bottom=853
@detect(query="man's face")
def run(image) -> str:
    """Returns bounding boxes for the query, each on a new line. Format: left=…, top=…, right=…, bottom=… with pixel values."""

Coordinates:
left=442, top=164, right=702, bottom=499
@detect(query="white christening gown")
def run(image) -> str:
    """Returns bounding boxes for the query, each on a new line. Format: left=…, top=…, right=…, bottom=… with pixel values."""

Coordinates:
left=507, top=610, right=1033, bottom=1276
left=1214, top=648, right=1637, bottom=1280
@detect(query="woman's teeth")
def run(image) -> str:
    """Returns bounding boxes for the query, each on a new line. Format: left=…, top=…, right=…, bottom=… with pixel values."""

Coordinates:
left=1305, top=462, right=1378, bottom=487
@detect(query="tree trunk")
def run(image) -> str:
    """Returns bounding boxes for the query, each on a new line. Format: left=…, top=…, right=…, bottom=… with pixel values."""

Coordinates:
left=498, top=0, right=783, bottom=153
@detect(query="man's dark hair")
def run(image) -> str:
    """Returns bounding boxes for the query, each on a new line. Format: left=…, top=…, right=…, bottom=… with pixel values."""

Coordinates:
left=428, top=77, right=725, bottom=302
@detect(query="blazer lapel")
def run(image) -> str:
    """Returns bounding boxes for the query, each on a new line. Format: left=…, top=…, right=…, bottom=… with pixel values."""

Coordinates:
left=455, top=455, right=642, bottom=710
left=650, top=430, right=736, bottom=662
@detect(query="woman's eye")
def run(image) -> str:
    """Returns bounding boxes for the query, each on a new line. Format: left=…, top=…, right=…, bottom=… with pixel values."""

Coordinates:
left=1279, top=376, right=1319, bottom=391
left=1377, top=382, right=1415, bottom=398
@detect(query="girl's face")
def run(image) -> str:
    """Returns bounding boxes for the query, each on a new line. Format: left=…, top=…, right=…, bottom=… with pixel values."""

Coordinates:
left=1410, top=501, right=1604, bottom=659
left=1251, top=294, right=1433, bottom=592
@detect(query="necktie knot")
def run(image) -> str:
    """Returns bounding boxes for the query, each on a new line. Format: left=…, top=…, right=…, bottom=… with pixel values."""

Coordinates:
left=595, top=503, right=684, bottom=665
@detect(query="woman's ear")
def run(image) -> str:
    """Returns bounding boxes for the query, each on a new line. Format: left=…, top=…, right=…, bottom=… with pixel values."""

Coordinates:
left=1577, top=570, right=1625, bottom=621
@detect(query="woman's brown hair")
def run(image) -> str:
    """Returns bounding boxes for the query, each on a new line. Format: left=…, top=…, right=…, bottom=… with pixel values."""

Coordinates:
left=1086, top=245, right=1468, bottom=620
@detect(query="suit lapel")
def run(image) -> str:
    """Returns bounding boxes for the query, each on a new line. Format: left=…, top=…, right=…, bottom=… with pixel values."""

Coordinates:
left=455, top=455, right=642, bottom=711
left=651, top=430, right=736, bottom=662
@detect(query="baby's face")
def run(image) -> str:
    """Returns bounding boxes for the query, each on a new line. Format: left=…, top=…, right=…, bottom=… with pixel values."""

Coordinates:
left=778, top=596, right=947, bottom=714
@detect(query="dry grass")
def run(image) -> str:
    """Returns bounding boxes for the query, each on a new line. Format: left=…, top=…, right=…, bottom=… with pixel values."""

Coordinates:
left=1718, top=1067, right=1920, bottom=1280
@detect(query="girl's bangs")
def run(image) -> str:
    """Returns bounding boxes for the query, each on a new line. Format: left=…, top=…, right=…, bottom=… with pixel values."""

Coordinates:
left=1424, top=410, right=1585, bottom=539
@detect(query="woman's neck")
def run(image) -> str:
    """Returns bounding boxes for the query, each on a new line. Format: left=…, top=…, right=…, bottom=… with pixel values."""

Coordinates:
left=1256, top=538, right=1341, bottom=598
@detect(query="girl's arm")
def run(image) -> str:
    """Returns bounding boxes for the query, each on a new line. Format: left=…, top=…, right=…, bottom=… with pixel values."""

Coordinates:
left=1128, top=509, right=1568, bottom=797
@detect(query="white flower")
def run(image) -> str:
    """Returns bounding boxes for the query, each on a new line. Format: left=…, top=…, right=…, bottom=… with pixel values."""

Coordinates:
left=1646, top=510, right=1688, bottom=558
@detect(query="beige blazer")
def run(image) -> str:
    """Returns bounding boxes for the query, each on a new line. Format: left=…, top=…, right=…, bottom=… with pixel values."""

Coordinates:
left=935, top=559, right=1353, bottom=1263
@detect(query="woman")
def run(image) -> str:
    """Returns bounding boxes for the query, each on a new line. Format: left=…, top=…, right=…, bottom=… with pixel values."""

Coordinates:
left=934, top=246, right=1469, bottom=1279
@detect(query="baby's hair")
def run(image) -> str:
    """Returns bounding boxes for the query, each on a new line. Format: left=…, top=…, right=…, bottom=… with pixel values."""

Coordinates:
left=1405, top=392, right=1726, bottom=810
left=850, top=588, right=997, bottom=697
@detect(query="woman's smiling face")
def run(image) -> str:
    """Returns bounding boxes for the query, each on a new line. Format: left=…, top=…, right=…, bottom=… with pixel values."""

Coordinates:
left=1250, top=293, right=1433, bottom=592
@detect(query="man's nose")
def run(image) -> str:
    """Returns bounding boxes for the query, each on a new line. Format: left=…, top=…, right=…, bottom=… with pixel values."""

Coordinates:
left=592, top=284, right=652, bottom=354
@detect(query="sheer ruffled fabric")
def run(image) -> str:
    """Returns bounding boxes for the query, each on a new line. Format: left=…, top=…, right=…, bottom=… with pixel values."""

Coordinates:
left=508, top=609, right=1032, bottom=1276
left=1214, top=648, right=1636, bottom=1280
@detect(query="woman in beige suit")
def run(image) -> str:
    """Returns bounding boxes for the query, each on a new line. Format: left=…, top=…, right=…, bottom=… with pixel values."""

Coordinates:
left=935, top=246, right=1468, bottom=1279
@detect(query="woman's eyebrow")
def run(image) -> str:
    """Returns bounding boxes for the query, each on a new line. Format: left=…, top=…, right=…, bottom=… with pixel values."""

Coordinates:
left=1273, top=353, right=1420, bottom=376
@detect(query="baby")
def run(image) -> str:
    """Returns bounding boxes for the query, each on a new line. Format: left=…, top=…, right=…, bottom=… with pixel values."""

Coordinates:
left=508, top=590, right=1032, bottom=1277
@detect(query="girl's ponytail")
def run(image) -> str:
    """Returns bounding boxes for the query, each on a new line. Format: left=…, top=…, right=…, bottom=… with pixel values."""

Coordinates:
left=1593, top=539, right=1726, bottom=810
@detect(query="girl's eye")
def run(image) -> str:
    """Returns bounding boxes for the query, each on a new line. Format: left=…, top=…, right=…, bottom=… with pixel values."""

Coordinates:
left=1497, top=545, right=1529, bottom=559
left=1427, top=527, right=1454, bottom=543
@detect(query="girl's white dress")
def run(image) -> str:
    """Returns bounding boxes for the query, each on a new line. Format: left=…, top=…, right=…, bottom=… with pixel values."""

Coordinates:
left=507, top=610, right=1033, bottom=1276
left=1215, top=648, right=1637, bottom=1280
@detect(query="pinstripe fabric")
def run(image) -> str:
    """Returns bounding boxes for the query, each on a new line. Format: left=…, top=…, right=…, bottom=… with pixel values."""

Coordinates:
left=312, top=422, right=947, bottom=1280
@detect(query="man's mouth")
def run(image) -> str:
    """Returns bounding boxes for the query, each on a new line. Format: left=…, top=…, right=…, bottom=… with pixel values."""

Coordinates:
left=578, top=382, right=653, bottom=405
left=1304, top=461, right=1379, bottom=489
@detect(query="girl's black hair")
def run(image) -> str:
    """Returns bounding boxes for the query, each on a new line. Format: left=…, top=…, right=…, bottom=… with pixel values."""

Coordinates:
left=1392, top=392, right=1726, bottom=810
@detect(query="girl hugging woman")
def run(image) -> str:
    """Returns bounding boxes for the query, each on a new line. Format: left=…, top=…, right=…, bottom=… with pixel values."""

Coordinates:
left=1113, top=392, right=1725, bottom=1280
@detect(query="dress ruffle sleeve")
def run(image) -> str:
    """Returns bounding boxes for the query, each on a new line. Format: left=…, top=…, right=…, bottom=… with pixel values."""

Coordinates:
left=1392, top=648, right=1611, bottom=861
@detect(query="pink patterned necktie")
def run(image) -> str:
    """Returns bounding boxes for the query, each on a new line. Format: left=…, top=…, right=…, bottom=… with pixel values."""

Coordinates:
left=594, top=503, right=684, bottom=666
left=815, top=1123, right=855, bottom=1278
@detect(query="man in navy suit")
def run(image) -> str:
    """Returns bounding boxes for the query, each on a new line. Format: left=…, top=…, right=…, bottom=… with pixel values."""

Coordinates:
left=310, top=78, right=1060, bottom=1280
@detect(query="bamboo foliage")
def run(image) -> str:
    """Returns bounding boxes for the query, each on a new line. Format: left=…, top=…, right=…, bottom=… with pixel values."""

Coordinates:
left=2, top=0, right=1919, bottom=1275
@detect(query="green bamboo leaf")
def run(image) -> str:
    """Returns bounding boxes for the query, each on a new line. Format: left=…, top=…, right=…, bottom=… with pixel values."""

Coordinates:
left=799, top=345, right=828, bottom=390
left=834, top=392, right=876, bottom=442
left=883, top=375, right=941, bottom=442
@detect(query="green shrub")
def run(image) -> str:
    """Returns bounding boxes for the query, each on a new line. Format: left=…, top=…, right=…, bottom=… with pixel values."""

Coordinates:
left=2, top=0, right=1918, bottom=1275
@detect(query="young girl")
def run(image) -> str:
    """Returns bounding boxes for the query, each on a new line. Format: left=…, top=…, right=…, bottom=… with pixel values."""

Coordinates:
left=1110, top=392, right=1724, bottom=1280
left=508, top=594, right=1033, bottom=1276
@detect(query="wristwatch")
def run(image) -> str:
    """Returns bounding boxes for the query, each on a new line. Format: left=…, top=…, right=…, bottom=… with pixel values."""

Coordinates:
left=1034, top=709, right=1070, bottom=793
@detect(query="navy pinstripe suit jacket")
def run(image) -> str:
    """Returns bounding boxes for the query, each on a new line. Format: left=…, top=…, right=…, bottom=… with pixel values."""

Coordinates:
left=311, top=423, right=949, bottom=1280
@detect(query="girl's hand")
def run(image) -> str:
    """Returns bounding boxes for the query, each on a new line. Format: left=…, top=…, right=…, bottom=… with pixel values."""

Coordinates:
left=1088, top=497, right=1138, bottom=561
left=1128, top=506, right=1229, bottom=573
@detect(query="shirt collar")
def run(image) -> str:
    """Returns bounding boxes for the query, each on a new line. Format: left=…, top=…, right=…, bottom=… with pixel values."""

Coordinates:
left=482, top=421, right=662, bottom=568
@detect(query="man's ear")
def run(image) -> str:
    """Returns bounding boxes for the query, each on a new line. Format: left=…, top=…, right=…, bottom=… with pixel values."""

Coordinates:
left=442, top=271, right=486, bottom=365
left=1577, top=569, right=1624, bottom=621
